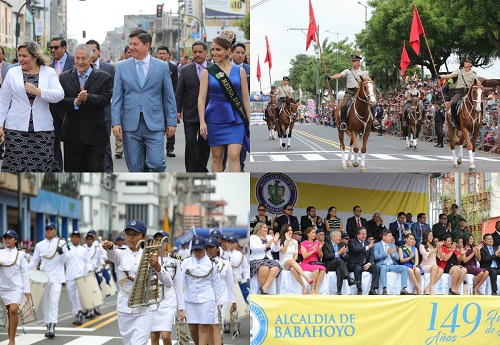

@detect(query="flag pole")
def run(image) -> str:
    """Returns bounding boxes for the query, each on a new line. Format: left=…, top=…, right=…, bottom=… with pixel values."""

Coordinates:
left=317, top=28, right=336, bottom=110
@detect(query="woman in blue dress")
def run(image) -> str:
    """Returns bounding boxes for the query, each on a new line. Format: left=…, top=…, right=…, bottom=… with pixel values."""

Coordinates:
left=398, top=233, right=424, bottom=295
left=198, top=30, right=250, bottom=172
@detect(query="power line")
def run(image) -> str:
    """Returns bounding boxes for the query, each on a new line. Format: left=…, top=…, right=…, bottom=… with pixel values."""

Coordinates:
left=250, top=0, right=270, bottom=10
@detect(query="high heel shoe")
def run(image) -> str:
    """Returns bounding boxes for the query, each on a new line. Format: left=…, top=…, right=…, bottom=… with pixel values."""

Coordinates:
left=430, top=286, right=435, bottom=295
left=259, top=287, right=268, bottom=295
left=307, top=279, right=314, bottom=285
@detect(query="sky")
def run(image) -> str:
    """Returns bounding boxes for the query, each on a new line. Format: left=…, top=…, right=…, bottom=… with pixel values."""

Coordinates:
left=212, top=173, right=249, bottom=226
left=250, top=0, right=500, bottom=94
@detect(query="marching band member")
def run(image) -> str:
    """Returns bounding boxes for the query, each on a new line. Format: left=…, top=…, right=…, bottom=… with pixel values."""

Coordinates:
left=0, top=230, right=30, bottom=345
left=209, top=230, right=226, bottom=258
left=150, top=230, right=185, bottom=345
left=102, top=220, right=173, bottom=345
left=226, top=236, right=249, bottom=303
left=83, top=230, right=106, bottom=317
left=182, top=237, right=223, bottom=345
left=64, top=230, right=93, bottom=326
left=28, top=222, right=67, bottom=338
left=115, top=236, right=127, bottom=249
left=205, top=237, right=237, bottom=345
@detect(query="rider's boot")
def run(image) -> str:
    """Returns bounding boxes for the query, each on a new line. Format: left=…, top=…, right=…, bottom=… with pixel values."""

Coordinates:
left=403, top=110, right=408, bottom=127
left=340, top=106, right=347, bottom=130
left=451, top=103, right=458, bottom=129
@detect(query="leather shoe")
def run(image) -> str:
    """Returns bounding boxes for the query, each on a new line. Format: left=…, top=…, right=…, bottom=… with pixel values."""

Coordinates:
left=491, top=291, right=498, bottom=295
left=400, top=289, right=411, bottom=295
left=357, top=289, right=362, bottom=295
left=347, top=278, right=359, bottom=286
left=336, top=290, right=342, bottom=295
left=166, top=151, right=176, bottom=157
left=382, top=288, right=388, bottom=295
left=437, top=144, right=443, bottom=147
left=115, top=153, right=122, bottom=159
left=368, top=289, right=378, bottom=295
left=434, top=143, right=440, bottom=147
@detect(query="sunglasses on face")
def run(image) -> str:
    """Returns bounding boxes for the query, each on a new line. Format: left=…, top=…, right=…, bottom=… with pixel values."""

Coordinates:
left=49, top=46, right=61, bottom=50
left=258, top=209, right=266, bottom=211
left=286, top=208, right=293, bottom=211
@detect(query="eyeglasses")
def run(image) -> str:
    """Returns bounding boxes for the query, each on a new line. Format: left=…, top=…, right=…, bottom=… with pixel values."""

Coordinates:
left=258, top=209, right=266, bottom=211
left=49, top=46, right=61, bottom=50
left=355, top=210, right=362, bottom=212
left=286, top=208, right=294, bottom=211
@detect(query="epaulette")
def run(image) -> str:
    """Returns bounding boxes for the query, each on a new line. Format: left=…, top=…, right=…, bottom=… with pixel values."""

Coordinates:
left=170, top=254, right=181, bottom=260
left=118, top=247, right=126, bottom=250
left=209, top=257, right=217, bottom=263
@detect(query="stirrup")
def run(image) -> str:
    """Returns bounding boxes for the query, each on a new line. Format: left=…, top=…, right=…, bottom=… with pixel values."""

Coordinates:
left=340, top=122, right=347, bottom=130
left=451, top=121, right=457, bottom=129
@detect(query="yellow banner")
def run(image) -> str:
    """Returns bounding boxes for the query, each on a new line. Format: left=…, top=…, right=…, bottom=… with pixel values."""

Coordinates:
left=250, top=295, right=500, bottom=345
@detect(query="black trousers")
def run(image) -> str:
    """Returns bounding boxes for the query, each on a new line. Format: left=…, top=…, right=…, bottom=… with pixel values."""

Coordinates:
left=327, top=259, right=350, bottom=291
left=435, top=122, right=444, bottom=144
left=64, top=142, right=105, bottom=172
left=348, top=262, right=380, bottom=290
left=53, top=116, right=63, bottom=172
left=184, top=121, right=210, bottom=172
left=166, top=133, right=175, bottom=151
left=486, top=267, right=500, bottom=293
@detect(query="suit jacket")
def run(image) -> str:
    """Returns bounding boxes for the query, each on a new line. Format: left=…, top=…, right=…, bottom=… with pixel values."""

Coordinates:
left=0, top=66, right=64, bottom=131
left=373, top=241, right=399, bottom=266
left=432, top=222, right=447, bottom=241
left=111, top=56, right=177, bottom=131
left=479, top=245, right=500, bottom=269
left=411, top=222, right=431, bottom=248
left=300, top=215, right=323, bottom=232
left=58, top=68, right=113, bottom=145
left=50, top=54, right=75, bottom=121
left=175, top=62, right=210, bottom=123
left=274, top=214, right=299, bottom=232
left=322, top=239, right=347, bottom=269
left=168, top=61, right=178, bottom=91
left=347, top=239, right=373, bottom=266
left=389, top=221, right=409, bottom=246
left=96, top=60, right=115, bottom=123
left=236, top=62, right=250, bottom=92
left=346, top=216, right=368, bottom=238
left=492, top=232, right=500, bottom=248
left=0, top=61, right=12, bottom=84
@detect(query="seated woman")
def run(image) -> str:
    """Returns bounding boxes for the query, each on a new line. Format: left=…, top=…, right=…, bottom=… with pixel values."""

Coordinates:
left=398, top=233, right=423, bottom=294
left=300, top=227, right=326, bottom=295
left=271, top=224, right=312, bottom=294
left=249, top=222, right=281, bottom=294
left=437, top=234, right=467, bottom=295
left=419, top=231, right=444, bottom=295
left=461, top=234, right=489, bottom=295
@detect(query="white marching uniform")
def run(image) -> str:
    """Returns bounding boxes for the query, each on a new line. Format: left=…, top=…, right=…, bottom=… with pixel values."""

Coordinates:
left=29, top=238, right=67, bottom=324
left=227, top=249, right=249, bottom=283
left=151, top=254, right=185, bottom=332
left=181, top=255, right=222, bottom=325
left=106, top=246, right=173, bottom=345
left=0, top=248, right=30, bottom=305
left=64, top=245, right=92, bottom=315
left=84, top=241, right=106, bottom=271
left=178, top=247, right=190, bottom=260
left=213, top=256, right=236, bottom=322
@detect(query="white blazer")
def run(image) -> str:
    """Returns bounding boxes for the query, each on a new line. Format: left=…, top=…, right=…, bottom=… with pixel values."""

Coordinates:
left=0, top=65, right=64, bottom=131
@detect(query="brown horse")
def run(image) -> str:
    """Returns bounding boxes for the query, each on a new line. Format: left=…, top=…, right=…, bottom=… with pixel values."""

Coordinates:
left=446, top=79, right=483, bottom=171
left=335, top=77, right=377, bottom=171
left=404, top=96, right=424, bottom=151
left=265, top=103, right=277, bottom=140
left=276, top=98, right=299, bottom=149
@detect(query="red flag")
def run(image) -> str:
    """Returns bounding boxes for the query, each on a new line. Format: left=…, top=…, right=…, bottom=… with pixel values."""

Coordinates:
left=264, top=36, right=272, bottom=69
left=256, top=55, right=261, bottom=82
left=400, top=42, right=410, bottom=77
left=409, top=5, right=424, bottom=55
left=306, top=0, right=317, bottom=51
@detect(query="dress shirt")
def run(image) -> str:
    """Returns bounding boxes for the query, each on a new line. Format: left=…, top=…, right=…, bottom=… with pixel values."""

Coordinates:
left=159, top=254, right=185, bottom=310
left=0, top=248, right=30, bottom=292
left=195, top=61, right=207, bottom=80
left=63, top=244, right=92, bottom=280
left=29, top=237, right=68, bottom=283
left=181, top=255, right=222, bottom=305
left=489, top=246, right=498, bottom=268
left=383, top=243, right=392, bottom=266
left=134, top=55, right=151, bottom=79
left=73, top=67, right=93, bottom=109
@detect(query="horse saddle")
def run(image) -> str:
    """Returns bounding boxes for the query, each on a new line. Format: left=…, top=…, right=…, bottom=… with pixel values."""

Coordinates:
left=456, top=97, right=465, bottom=114
left=346, top=98, right=355, bottom=115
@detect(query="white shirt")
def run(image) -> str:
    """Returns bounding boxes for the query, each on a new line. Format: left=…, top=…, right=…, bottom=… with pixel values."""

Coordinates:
left=29, top=237, right=68, bottom=283
left=228, top=249, right=249, bottom=281
left=178, top=248, right=190, bottom=260
left=0, top=248, right=30, bottom=292
left=84, top=241, right=106, bottom=270
left=106, top=246, right=173, bottom=313
left=64, top=244, right=93, bottom=281
left=181, top=255, right=222, bottom=305
left=160, top=254, right=185, bottom=311
left=214, top=256, right=236, bottom=304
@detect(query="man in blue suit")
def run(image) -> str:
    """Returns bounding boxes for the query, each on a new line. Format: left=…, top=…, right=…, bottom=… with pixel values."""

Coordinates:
left=111, top=29, right=177, bottom=172
left=410, top=213, right=431, bottom=248
left=389, top=211, right=408, bottom=247
left=373, top=229, right=411, bottom=295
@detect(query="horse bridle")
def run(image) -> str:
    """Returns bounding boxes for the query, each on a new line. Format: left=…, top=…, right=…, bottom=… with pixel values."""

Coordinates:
left=352, top=80, right=375, bottom=132
left=281, top=102, right=298, bottom=123
left=409, top=97, right=423, bottom=124
left=459, top=84, right=483, bottom=134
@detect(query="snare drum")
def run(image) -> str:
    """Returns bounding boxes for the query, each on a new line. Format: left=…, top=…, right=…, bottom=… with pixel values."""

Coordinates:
left=76, top=273, right=103, bottom=310
left=225, top=276, right=249, bottom=323
left=96, top=268, right=117, bottom=298
left=26, top=270, right=48, bottom=310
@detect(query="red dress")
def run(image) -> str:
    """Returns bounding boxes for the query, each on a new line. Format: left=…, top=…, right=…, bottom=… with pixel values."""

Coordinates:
left=299, top=240, right=326, bottom=272
left=437, top=245, right=460, bottom=273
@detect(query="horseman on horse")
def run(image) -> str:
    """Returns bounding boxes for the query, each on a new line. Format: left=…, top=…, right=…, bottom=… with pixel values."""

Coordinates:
left=402, top=80, right=424, bottom=127
left=276, top=76, right=294, bottom=125
left=261, top=86, right=278, bottom=139
left=325, top=53, right=368, bottom=130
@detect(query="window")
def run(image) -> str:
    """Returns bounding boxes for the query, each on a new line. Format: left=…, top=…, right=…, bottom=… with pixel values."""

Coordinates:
left=468, top=174, right=476, bottom=194
left=126, top=204, right=148, bottom=223
left=125, top=181, right=148, bottom=186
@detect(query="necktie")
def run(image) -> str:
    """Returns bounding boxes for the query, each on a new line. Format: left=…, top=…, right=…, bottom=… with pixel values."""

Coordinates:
left=287, top=217, right=290, bottom=225
left=421, top=224, right=425, bottom=235
left=80, top=74, right=86, bottom=88
left=197, top=65, right=204, bottom=80
left=333, top=243, right=338, bottom=257
left=55, top=60, right=61, bottom=76
left=384, top=244, right=392, bottom=266
left=357, top=218, right=361, bottom=227
left=137, top=60, right=145, bottom=88
left=490, top=247, right=498, bottom=268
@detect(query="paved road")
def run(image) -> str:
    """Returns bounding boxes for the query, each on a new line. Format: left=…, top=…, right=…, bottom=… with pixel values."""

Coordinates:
left=0, top=286, right=249, bottom=344
left=249, top=123, right=500, bottom=172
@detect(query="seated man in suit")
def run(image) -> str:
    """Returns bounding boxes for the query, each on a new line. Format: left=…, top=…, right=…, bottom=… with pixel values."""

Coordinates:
left=479, top=233, right=500, bottom=295
left=347, top=227, right=380, bottom=295
left=323, top=229, right=358, bottom=294
left=373, top=230, right=411, bottom=295
left=389, top=211, right=408, bottom=247
left=432, top=213, right=450, bottom=241
left=300, top=206, right=323, bottom=233
left=366, top=211, right=386, bottom=243
left=274, top=204, right=299, bottom=233
left=493, top=221, right=500, bottom=247
left=346, top=206, right=368, bottom=238
left=410, top=213, right=431, bottom=248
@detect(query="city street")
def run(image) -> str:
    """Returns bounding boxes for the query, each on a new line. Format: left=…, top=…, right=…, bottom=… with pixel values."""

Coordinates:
left=249, top=123, right=500, bottom=172
left=0, top=286, right=250, bottom=345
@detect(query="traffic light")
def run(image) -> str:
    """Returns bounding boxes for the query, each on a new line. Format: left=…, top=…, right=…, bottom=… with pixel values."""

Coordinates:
left=121, top=33, right=125, bottom=40
left=203, top=33, right=207, bottom=43
left=156, top=4, right=163, bottom=18
left=36, top=35, right=42, bottom=46
left=82, top=30, right=86, bottom=39
left=30, top=3, right=36, bottom=16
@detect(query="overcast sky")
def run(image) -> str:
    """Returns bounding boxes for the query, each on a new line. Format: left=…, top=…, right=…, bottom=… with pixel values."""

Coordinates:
left=212, top=174, right=249, bottom=226
left=250, top=0, right=499, bottom=93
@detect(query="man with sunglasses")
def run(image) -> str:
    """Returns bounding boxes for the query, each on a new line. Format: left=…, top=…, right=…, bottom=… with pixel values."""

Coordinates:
left=273, top=204, right=299, bottom=233
left=346, top=206, right=368, bottom=238
left=250, top=204, right=271, bottom=229
left=49, top=37, right=75, bottom=172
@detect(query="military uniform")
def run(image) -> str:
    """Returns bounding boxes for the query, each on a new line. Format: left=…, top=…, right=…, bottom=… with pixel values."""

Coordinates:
left=403, top=86, right=424, bottom=123
left=448, top=68, right=477, bottom=121
left=338, top=67, right=368, bottom=127
left=276, top=83, right=294, bottom=116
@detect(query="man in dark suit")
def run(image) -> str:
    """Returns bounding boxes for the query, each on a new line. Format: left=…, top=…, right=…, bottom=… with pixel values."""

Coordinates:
left=175, top=41, right=210, bottom=172
left=345, top=206, right=368, bottom=238
left=479, top=233, right=500, bottom=295
left=274, top=204, right=299, bottom=233
left=323, top=229, right=358, bottom=294
left=347, top=227, right=379, bottom=295
left=50, top=37, right=75, bottom=171
left=87, top=39, right=115, bottom=172
left=389, top=212, right=408, bottom=247
left=410, top=213, right=431, bottom=248
left=58, top=44, right=113, bottom=172
left=493, top=221, right=500, bottom=247
left=366, top=211, right=386, bottom=242
left=432, top=213, right=451, bottom=241
left=300, top=206, right=323, bottom=233
left=157, top=46, right=178, bottom=158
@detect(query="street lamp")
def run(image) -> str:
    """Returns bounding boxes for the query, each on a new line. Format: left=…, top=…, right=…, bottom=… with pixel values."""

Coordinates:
left=325, top=30, right=339, bottom=101
left=357, top=1, right=368, bottom=29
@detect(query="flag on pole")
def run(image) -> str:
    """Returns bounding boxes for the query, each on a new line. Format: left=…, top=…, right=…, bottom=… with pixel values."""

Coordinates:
left=257, top=55, right=261, bottom=82
left=264, top=36, right=272, bottom=69
left=400, top=41, right=410, bottom=77
left=409, top=5, right=424, bottom=55
left=306, top=0, right=317, bottom=51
